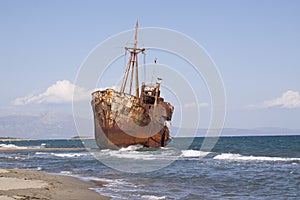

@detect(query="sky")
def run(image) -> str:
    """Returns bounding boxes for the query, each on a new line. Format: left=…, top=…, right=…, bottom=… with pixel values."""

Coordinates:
left=0, top=0, right=300, bottom=135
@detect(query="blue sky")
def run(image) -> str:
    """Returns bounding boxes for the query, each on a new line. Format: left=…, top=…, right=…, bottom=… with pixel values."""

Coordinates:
left=1, top=0, right=300, bottom=131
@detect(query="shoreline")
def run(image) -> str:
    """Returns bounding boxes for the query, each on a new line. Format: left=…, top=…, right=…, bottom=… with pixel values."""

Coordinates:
left=0, top=147, right=90, bottom=152
left=0, top=168, right=110, bottom=200
left=0, top=138, right=38, bottom=141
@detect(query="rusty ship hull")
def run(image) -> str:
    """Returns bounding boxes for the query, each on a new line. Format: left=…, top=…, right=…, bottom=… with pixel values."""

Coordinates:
left=92, top=88, right=173, bottom=149
left=91, top=21, right=174, bottom=149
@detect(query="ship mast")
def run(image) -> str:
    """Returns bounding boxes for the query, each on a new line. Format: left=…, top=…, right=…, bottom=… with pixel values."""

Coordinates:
left=120, top=21, right=145, bottom=100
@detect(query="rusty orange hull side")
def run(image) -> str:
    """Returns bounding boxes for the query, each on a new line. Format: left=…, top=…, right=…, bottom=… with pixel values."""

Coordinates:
left=94, top=123, right=170, bottom=149
left=92, top=89, right=172, bottom=149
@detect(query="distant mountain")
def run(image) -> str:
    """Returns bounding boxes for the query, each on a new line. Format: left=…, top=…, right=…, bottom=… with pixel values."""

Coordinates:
left=0, top=113, right=299, bottom=139
left=170, top=127, right=300, bottom=137
left=0, top=112, right=79, bottom=139
left=254, top=127, right=300, bottom=135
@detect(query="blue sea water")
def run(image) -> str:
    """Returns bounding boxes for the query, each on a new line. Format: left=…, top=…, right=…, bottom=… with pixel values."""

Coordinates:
left=0, top=136, right=299, bottom=199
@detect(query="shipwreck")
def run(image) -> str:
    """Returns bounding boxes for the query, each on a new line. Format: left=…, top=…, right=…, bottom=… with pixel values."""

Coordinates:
left=91, top=21, right=174, bottom=149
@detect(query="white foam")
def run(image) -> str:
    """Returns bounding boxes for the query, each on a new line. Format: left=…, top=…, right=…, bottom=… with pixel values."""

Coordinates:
left=90, top=177, right=117, bottom=184
left=180, top=150, right=210, bottom=158
left=60, top=171, right=72, bottom=175
left=35, top=152, right=48, bottom=155
left=95, top=145, right=163, bottom=160
left=0, top=144, right=27, bottom=149
left=160, top=147, right=169, bottom=150
left=100, top=149, right=110, bottom=152
left=106, top=149, right=178, bottom=161
left=213, top=153, right=300, bottom=162
left=108, top=150, right=157, bottom=160
left=141, top=195, right=166, bottom=200
left=7, top=156, right=25, bottom=160
left=119, top=144, right=144, bottom=152
left=40, top=143, right=47, bottom=148
left=51, top=152, right=87, bottom=158
left=97, top=179, right=142, bottom=198
left=93, top=146, right=178, bottom=161
left=35, top=152, right=88, bottom=158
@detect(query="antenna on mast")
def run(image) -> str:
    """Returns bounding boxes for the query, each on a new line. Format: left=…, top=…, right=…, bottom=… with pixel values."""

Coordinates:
left=134, top=20, right=138, bottom=50
left=151, top=58, right=157, bottom=86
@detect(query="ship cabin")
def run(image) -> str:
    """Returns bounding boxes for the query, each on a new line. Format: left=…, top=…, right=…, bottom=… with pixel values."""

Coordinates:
left=140, top=80, right=163, bottom=108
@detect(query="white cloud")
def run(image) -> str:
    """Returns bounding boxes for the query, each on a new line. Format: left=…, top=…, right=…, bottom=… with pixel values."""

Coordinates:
left=13, top=80, right=91, bottom=105
left=246, top=90, right=300, bottom=109
left=263, top=90, right=300, bottom=108
left=184, top=102, right=209, bottom=108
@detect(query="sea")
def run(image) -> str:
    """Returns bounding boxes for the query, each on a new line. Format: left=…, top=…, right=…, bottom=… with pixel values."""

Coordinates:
left=0, top=136, right=299, bottom=200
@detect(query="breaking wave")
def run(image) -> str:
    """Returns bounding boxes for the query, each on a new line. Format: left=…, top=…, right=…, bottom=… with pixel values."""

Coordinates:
left=51, top=152, right=88, bottom=158
left=35, top=152, right=88, bottom=158
left=94, top=145, right=178, bottom=161
left=0, top=143, right=47, bottom=149
left=180, top=150, right=210, bottom=158
left=119, top=144, right=144, bottom=152
left=0, top=144, right=27, bottom=149
left=141, top=195, right=166, bottom=200
left=213, top=153, right=300, bottom=162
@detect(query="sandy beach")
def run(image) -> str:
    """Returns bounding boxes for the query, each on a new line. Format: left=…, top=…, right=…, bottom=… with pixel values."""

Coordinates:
left=0, top=168, right=109, bottom=200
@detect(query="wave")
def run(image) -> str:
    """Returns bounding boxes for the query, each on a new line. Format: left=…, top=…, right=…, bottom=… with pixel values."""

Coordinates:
left=0, top=144, right=27, bottom=149
left=82, top=176, right=137, bottom=199
left=35, top=152, right=88, bottom=158
left=0, top=143, right=47, bottom=149
left=141, top=195, right=166, bottom=200
left=180, top=150, right=211, bottom=158
left=60, top=171, right=73, bottom=175
left=7, top=155, right=26, bottom=160
left=35, top=152, right=48, bottom=155
left=213, top=153, right=300, bottom=162
left=98, top=147, right=213, bottom=161
left=53, top=153, right=87, bottom=158
left=119, top=144, right=144, bottom=152
left=93, top=146, right=178, bottom=161
left=107, top=150, right=159, bottom=160
left=104, top=149, right=212, bottom=161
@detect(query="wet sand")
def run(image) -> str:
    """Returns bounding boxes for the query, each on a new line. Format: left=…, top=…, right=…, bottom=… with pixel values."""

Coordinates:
left=0, top=168, right=110, bottom=200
